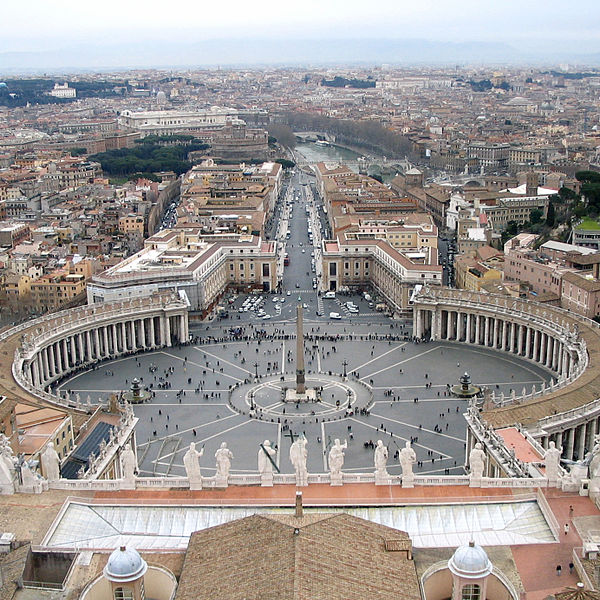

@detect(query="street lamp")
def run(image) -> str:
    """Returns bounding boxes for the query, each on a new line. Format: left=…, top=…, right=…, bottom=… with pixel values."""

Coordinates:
left=253, top=361, right=259, bottom=379
left=342, top=359, right=348, bottom=378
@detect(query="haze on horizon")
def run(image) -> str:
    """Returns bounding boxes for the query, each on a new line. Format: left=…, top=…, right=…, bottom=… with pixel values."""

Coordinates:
left=2, top=0, right=600, bottom=70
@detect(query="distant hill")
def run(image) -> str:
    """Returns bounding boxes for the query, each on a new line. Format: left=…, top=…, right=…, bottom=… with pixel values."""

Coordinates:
left=1, top=38, right=599, bottom=73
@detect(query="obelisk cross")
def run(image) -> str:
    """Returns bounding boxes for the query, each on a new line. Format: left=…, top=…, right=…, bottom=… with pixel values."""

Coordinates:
left=296, top=302, right=306, bottom=394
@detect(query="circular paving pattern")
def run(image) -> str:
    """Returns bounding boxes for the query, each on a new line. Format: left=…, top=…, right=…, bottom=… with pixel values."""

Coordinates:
left=228, top=374, right=372, bottom=422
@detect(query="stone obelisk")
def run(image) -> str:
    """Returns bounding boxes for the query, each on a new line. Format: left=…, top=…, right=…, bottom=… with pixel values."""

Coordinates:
left=296, top=302, right=306, bottom=394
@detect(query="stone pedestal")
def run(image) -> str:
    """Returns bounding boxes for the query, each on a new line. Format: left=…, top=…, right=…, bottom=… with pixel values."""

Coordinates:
left=215, top=475, right=228, bottom=489
left=0, top=483, right=15, bottom=495
left=330, top=472, right=343, bottom=486
left=295, top=471, right=308, bottom=487
left=260, top=472, right=274, bottom=487
left=375, top=470, right=391, bottom=486
left=402, top=474, right=415, bottom=488
left=120, top=477, right=136, bottom=490
left=189, top=478, right=203, bottom=491
left=469, top=476, right=482, bottom=488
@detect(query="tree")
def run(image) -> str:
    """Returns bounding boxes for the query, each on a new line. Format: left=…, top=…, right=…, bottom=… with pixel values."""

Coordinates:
left=275, top=158, right=295, bottom=169
left=530, top=209, right=543, bottom=225
left=576, top=171, right=600, bottom=184
left=266, top=123, right=296, bottom=148
left=69, top=147, right=87, bottom=156
left=546, top=202, right=556, bottom=227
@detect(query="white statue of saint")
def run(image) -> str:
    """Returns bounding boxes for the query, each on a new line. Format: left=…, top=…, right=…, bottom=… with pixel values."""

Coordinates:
left=399, top=441, right=416, bottom=478
left=0, top=435, right=15, bottom=492
left=41, top=442, right=61, bottom=482
left=374, top=440, right=389, bottom=475
left=121, top=444, right=136, bottom=481
left=543, top=441, right=562, bottom=482
left=328, top=439, right=347, bottom=477
left=183, top=442, right=204, bottom=484
left=469, top=443, right=486, bottom=479
left=258, top=440, right=276, bottom=475
left=589, top=435, right=600, bottom=481
left=215, top=442, right=233, bottom=479
left=289, top=436, right=308, bottom=482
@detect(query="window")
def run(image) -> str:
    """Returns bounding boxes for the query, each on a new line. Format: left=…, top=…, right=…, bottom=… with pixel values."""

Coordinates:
left=462, top=584, right=481, bottom=600
left=114, top=588, right=134, bottom=600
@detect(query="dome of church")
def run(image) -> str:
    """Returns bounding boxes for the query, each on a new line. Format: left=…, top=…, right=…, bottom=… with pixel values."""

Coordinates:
left=448, top=541, right=493, bottom=579
left=104, top=546, right=148, bottom=583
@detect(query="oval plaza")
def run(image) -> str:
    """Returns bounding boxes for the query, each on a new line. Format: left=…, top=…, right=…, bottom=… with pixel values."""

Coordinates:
left=2, top=217, right=600, bottom=597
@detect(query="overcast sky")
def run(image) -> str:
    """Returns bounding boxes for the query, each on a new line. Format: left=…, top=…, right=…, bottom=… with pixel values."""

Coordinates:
left=1, top=0, right=599, bottom=54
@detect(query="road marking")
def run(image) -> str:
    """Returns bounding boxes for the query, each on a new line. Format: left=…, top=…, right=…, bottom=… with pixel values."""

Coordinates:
left=350, top=343, right=406, bottom=374
left=194, top=347, right=253, bottom=376
left=361, top=346, right=439, bottom=379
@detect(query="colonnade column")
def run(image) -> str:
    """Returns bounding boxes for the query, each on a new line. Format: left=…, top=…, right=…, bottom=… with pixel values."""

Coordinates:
left=41, top=347, right=49, bottom=381
left=149, top=317, right=156, bottom=348
left=165, top=315, right=171, bottom=347
left=103, top=327, right=109, bottom=358
left=70, top=336, right=77, bottom=366
left=121, top=322, right=127, bottom=352
left=139, top=319, right=146, bottom=348
left=567, top=427, right=575, bottom=460
left=48, top=344, right=56, bottom=376
left=86, top=330, right=93, bottom=362
left=180, top=314, right=188, bottom=344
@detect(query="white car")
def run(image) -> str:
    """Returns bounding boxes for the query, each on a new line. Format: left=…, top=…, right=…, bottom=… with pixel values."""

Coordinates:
left=262, top=314, right=272, bottom=320
left=329, top=312, right=342, bottom=320
left=286, top=291, right=291, bottom=296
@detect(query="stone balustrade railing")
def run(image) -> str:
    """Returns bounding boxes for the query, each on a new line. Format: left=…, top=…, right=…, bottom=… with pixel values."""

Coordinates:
left=45, top=472, right=557, bottom=491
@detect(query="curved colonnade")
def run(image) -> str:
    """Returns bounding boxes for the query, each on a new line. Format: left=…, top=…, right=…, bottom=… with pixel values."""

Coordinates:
left=413, top=287, right=600, bottom=464
left=3, top=292, right=189, bottom=413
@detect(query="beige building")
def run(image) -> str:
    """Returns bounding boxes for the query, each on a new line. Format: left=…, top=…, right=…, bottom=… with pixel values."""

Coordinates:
left=88, top=229, right=278, bottom=315
left=321, top=238, right=442, bottom=311
left=560, top=271, right=600, bottom=319
left=30, top=259, right=96, bottom=312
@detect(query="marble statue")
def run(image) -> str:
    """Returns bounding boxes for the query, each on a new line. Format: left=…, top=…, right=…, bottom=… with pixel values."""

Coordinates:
left=543, top=441, right=562, bottom=483
left=589, top=435, right=600, bottom=481
left=215, top=442, right=233, bottom=479
left=289, top=436, right=308, bottom=486
left=258, top=440, right=276, bottom=475
left=183, top=443, right=204, bottom=486
left=374, top=440, right=389, bottom=476
left=0, top=434, right=15, bottom=493
left=41, top=442, right=61, bottom=482
left=562, top=453, right=593, bottom=488
left=469, top=443, right=486, bottom=480
left=328, top=439, right=347, bottom=477
left=121, top=444, right=136, bottom=481
left=399, top=441, right=416, bottom=478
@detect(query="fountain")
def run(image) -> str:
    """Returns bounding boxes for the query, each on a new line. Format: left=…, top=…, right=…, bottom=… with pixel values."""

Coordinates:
left=450, top=372, right=481, bottom=398
left=121, top=377, right=151, bottom=404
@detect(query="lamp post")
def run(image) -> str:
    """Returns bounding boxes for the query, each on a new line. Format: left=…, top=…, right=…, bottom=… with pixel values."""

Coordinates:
left=253, top=361, right=259, bottom=380
left=342, top=359, right=348, bottom=379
